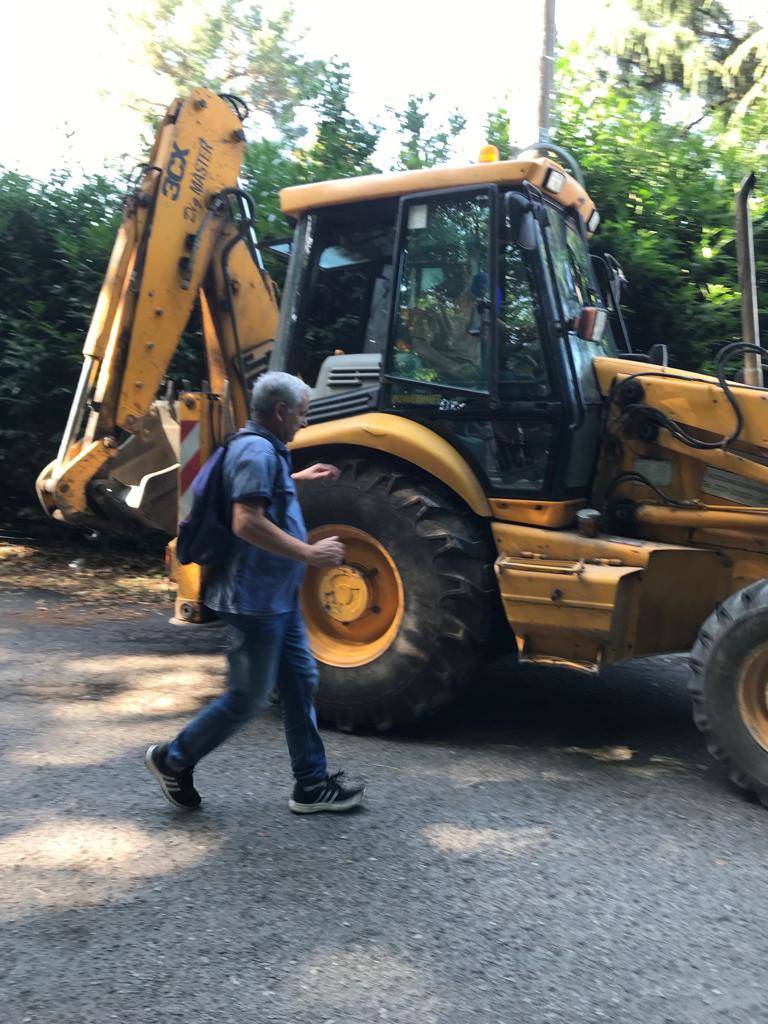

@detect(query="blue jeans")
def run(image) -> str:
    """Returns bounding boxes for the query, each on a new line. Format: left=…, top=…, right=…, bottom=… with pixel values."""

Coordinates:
left=166, top=606, right=328, bottom=785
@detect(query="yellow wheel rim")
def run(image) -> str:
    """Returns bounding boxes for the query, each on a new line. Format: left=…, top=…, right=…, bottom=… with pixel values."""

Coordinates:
left=737, top=642, right=768, bottom=751
left=301, top=525, right=404, bottom=668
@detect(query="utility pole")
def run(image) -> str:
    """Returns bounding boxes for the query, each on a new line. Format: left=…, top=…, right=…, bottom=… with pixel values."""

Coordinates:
left=508, top=0, right=556, bottom=153
left=538, top=0, right=556, bottom=144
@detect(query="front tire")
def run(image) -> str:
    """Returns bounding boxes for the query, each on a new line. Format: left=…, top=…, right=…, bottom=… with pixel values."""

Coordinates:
left=689, top=579, right=768, bottom=805
left=298, top=459, right=500, bottom=731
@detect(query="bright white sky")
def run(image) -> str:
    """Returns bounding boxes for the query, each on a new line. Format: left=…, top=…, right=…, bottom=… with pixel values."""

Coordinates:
left=0, top=0, right=762, bottom=179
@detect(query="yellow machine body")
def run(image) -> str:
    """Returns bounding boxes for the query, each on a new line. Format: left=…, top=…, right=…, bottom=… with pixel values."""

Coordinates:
left=287, top=390, right=765, bottom=672
left=279, top=155, right=596, bottom=225
left=40, top=94, right=768, bottom=669
left=592, top=357, right=768, bottom=586
left=37, top=89, right=279, bottom=538
left=291, top=413, right=492, bottom=517
left=38, top=90, right=768, bottom=795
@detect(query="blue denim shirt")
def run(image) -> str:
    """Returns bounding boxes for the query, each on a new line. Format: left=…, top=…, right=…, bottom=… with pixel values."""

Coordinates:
left=204, top=423, right=308, bottom=616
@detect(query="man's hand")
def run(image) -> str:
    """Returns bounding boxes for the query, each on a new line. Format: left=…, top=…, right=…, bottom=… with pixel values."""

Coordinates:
left=233, top=502, right=346, bottom=567
left=306, top=536, right=345, bottom=567
left=292, top=463, right=340, bottom=482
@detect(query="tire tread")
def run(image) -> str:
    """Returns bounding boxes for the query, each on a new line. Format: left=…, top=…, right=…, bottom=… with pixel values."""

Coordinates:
left=689, top=578, right=768, bottom=803
left=300, top=457, right=501, bottom=731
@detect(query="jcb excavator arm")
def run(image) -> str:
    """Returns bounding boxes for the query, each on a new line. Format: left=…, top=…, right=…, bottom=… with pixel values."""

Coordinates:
left=36, top=89, right=278, bottom=536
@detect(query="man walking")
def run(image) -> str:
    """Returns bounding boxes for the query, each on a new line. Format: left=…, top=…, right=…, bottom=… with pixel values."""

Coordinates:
left=145, top=372, right=365, bottom=814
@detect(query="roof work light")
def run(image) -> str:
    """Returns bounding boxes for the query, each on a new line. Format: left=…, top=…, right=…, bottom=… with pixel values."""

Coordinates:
left=543, top=168, right=566, bottom=194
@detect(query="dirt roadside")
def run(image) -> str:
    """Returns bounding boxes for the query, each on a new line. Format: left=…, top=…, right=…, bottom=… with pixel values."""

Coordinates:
left=0, top=539, right=170, bottom=609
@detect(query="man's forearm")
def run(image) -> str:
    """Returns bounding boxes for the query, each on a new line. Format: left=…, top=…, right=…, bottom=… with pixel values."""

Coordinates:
left=234, top=515, right=312, bottom=563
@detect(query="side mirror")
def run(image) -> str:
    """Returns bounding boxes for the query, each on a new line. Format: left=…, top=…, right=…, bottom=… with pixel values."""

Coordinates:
left=506, top=193, right=537, bottom=251
left=647, top=343, right=669, bottom=367
left=574, top=306, right=608, bottom=342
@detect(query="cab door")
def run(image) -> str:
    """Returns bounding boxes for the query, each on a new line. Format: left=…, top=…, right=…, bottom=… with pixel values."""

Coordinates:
left=382, top=185, right=580, bottom=502
left=383, top=185, right=498, bottom=403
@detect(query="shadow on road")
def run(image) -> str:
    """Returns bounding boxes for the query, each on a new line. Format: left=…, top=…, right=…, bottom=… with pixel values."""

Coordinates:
left=393, top=652, right=699, bottom=761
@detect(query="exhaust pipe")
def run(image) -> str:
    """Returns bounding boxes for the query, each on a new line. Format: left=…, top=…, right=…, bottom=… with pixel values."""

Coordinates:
left=735, top=172, right=763, bottom=386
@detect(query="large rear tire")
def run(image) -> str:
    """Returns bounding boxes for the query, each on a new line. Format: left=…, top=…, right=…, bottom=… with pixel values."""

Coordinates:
left=689, top=579, right=768, bottom=805
left=297, top=458, right=501, bottom=730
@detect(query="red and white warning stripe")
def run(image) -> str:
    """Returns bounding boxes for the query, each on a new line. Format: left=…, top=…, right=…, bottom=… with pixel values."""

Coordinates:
left=179, top=418, right=201, bottom=520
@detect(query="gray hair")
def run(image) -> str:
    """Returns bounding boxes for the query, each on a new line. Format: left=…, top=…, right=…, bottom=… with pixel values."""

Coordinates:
left=250, top=371, right=310, bottom=420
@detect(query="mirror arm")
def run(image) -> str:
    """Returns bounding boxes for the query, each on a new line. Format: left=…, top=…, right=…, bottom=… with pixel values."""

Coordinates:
left=591, top=252, right=631, bottom=352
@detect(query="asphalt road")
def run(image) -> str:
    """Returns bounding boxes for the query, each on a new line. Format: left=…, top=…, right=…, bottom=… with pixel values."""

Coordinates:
left=2, top=585, right=768, bottom=1024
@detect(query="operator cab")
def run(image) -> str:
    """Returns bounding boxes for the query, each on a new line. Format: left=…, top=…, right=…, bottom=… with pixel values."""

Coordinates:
left=272, top=158, right=622, bottom=501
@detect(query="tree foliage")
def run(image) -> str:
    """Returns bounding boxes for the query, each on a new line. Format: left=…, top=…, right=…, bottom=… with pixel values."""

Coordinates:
left=613, top=0, right=766, bottom=125
left=126, top=0, right=324, bottom=141
left=391, top=95, right=467, bottom=170
left=483, top=108, right=512, bottom=160
left=3, top=0, right=768, bottom=516
left=553, top=66, right=768, bottom=369
left=0, top=171, right=122, bottom=509
left=299, top=61, right=380, bottom=180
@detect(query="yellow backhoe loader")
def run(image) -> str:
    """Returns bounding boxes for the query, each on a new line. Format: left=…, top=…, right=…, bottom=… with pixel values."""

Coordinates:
left=37, top=90, right=768, bottom=804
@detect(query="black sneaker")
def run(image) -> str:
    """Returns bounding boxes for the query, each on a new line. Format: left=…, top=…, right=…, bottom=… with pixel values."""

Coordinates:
left=289, top=771, right=365, bottom=814
left=144, top=743, right=201, bottom=810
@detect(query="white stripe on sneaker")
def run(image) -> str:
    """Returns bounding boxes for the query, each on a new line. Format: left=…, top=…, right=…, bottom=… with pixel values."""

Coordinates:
left=288, top=786, right=366, bottom=814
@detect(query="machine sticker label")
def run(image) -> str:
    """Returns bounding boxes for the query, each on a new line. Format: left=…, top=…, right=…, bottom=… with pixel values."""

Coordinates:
left=439, top=397, right=467, bottom=412
left=179, top=418, right=201, bottom=520
left=183, top=137, right=214, bottom=224
left=408, top=205, right=428, bottom=230
left=390, top=392, right=441, bottom=406
left=633, top=458, right=673, bottom=486
left=162, top=142, right=189, bottom=201
left=701, top=467, right=768, bottom=507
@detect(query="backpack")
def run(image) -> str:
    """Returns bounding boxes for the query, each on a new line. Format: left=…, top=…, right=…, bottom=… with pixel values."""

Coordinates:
left=176, top=428, right=286, bottom=567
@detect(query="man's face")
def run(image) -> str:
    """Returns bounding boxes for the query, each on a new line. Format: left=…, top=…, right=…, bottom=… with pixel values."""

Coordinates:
left=274, top=395, right=309, bottom=442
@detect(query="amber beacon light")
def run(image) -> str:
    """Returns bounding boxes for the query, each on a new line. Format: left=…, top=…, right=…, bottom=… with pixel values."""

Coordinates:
left=478, top=144, right=500, bottom=163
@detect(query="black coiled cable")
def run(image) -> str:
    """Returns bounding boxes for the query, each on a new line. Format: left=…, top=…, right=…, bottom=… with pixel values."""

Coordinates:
left=611, top=343, right=767, bottom=452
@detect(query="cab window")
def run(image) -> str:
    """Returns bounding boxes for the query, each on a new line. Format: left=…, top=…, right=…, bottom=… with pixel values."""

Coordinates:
left=289, top=206, right=394, bottom=386
left=498, top=240, right=550, bottom=395
left=389, top=190, right=492, bottom=393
